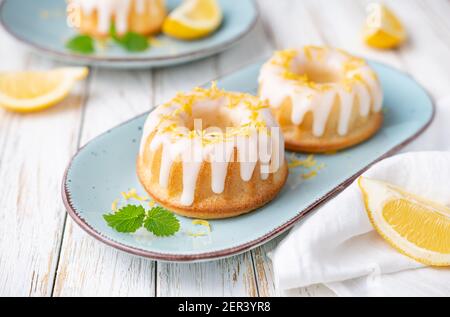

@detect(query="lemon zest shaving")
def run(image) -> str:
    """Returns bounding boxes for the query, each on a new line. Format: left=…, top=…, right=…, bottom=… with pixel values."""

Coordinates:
left=288, top=154, right=316, bottom=169
left=111, top=199, right=119, bottom=212
left=121, top=188, right=148, bottom=201
left=186, top=231, right=209, bottom=237
left=301, top=163, right=326, bottom=180
left=186, top=219, right=212, bottom=237
left=148, top=37, right=164, bottom=47
left=302, top=170, right=318, bottom=180
left=192, top=219, right=211, bottom=232
left=155, top=83, right=271, bottom=143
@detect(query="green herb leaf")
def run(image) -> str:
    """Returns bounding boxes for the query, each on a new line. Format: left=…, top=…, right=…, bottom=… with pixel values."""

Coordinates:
left=109, top=22, right=119, bottom=41
left=144, top=206, right=180, bottom=237
left=114, top=32, right=149, bottom=52
left=66, top=35, right=95, bottom=54
left=103, top=204, right=145, bottom=233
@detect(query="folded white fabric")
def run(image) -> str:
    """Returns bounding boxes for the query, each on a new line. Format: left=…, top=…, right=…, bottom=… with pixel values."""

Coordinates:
left=271, top=97, right=450, bottom=296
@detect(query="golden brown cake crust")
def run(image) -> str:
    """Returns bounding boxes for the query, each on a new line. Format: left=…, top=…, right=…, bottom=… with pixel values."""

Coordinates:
left=71, top=0, right=166, bottom=37
left=259, top=47, right=384, bottom=153
left=137, top=157, right=289, bottom=219
left=284, top=112, right=383, bottom=153
left=271, top=96, right=383, bottom=153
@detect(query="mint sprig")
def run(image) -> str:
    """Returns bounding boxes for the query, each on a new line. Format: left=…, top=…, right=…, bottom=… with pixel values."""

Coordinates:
left=110, top=24, right=149, bottom=52
left=144, top=206, right=181, bottom=237
left=65, top=35, right=95, bottom=54
left=65, top=25, right=150, bottom=54
left=103, top=205, right=145, bottom=233
left=103, top=204, right=180, bottom=237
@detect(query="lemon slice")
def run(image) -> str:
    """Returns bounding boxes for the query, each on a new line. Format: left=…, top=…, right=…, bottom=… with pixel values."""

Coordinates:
left=163, top=0, right=222, bottom=40
left=0, top=67, right=88, bottom=112
left=363, top=3, right=406, bottom=49
left=359, top=177, right=450, bottom=266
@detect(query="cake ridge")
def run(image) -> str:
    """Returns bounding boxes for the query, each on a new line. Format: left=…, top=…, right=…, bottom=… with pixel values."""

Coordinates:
left=139, top=83, right=286, bottom=206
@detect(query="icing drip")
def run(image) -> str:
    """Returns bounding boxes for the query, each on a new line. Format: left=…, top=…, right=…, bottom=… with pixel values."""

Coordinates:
left=74, top=0, right=163, bottom=34
left=209, top=141, right=234, bottom=194
left=140, top=84, right=285, bottom=206
left=258, top=47, right=383, bottom=137
left=336, top=87, right=354, bottom=136
left=181, top=159, right=202, bottom=206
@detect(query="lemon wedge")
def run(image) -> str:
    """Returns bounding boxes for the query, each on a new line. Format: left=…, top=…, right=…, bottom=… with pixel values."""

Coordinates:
left=0, top=67, right=88, bottom=112
left=163, top=0, right=222, bottom=40
left=363, top=3, right=406, bottom=49
left=359, top=177, right=450, bottom=266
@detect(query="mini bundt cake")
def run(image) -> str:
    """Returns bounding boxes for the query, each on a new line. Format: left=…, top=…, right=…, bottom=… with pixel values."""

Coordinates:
left=68, top=0, right=166, bottom=37
left=259, top=46, right=383, bottom=153
left=137, top=83, right=289, bottom=219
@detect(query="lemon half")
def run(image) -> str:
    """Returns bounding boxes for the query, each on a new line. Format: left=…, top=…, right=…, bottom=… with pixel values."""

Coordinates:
left=0, top=67, right=88, bottom=113
left=163, top=0, right=222, bottom=40
left=359, top=177, right=450, bottom=266
left=363, top=4, right=406, bottom=49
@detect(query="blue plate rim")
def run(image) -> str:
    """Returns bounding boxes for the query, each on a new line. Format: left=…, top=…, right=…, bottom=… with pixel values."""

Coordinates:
left=61, top=61, right=436, bottom=262
left=0, top=0, right=259, bottom=64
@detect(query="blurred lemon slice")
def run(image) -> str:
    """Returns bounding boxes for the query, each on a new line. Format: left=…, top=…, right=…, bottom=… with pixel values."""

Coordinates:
left=363, top=3, right=406, bottom=49
left=359, top=177, right=450, bottom=266
left=163, top=0, right=222, bottom=40
left=0, top=67, right=88, bottom=113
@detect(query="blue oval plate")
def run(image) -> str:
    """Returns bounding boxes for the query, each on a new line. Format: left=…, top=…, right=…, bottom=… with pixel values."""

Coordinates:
left=62, top=60, right=434, bottom=262
left=0, top=0, right=257, bottom=68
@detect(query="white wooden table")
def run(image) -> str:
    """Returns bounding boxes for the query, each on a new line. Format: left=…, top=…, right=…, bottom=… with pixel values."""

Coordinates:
left=1, top=0, right=449, bottom=297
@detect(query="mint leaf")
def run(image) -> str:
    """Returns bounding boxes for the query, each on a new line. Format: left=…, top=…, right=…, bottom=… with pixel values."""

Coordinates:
left=144, top=206, right=180, bottom=237
left=114, top=32, right=149, bottom=52
left=109, top=22, right=120, bottom=42
left=103, top=204, right=145, bottom=233
left=66, top=35, right=95, bottom=54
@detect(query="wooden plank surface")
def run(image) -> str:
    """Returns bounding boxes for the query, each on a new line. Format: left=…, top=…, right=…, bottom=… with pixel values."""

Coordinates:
left=0, top=29, right=85, bottom=296
left=0, top=0, right=449, bottom=297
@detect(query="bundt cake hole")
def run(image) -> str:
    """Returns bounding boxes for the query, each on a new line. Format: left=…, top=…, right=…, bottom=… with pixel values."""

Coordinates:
left=185, top=100, right=242, bottom=132
left=296, top=62, right=342, bottom=84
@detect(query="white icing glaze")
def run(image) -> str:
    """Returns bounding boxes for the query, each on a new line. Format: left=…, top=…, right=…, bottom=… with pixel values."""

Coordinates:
left=139, top=86, right=285, bottom=206
left=258, top=47, right=383, bottom=137
left=73, top=0, right=164, bottom=34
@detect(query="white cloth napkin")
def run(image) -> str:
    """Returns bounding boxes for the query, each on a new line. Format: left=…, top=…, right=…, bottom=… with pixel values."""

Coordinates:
left=271, top=97, right=450, bottom=297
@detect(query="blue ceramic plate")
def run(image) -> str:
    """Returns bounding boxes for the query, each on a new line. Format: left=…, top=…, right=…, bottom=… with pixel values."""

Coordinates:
left=0, top=0, right=257, bottom=68
left=62, top=60, right=434, bottom=262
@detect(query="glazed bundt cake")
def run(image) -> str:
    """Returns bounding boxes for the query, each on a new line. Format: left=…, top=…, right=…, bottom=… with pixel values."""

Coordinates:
left=259, top=46, right=383, bottom=153
left=137, top=83, right=289, bottom=219
left=68, top=0, right=166, bottom=37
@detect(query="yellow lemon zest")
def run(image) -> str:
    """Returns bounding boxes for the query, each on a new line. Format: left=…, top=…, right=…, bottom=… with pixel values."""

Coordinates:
left=156, top=83, right=271, bottom=143
left=303, top=46, right=314, bottom=61
left=271, top=49, right=298, bottom=69
left=186, top=231, right=209, bottom=237
left=148, top=37, right=164, bottom=47
left=192, top=219, right=211, bottom=232
left=288, top=154, right=317, bottom=169
left=111, top=199, right=119, bottom=212
left=301, top=163, right=325, bottom=179
left=187, top=219, right=212, bottom=237
left=121, top=188, right=148, bottom=201
left=301, top=170, right=318, bottom=180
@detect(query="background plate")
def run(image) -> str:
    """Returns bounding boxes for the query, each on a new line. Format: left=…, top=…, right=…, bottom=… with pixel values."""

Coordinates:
left=62, top=60, right=434, bottom=262
left=0, top=0, right=258, bottom=68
